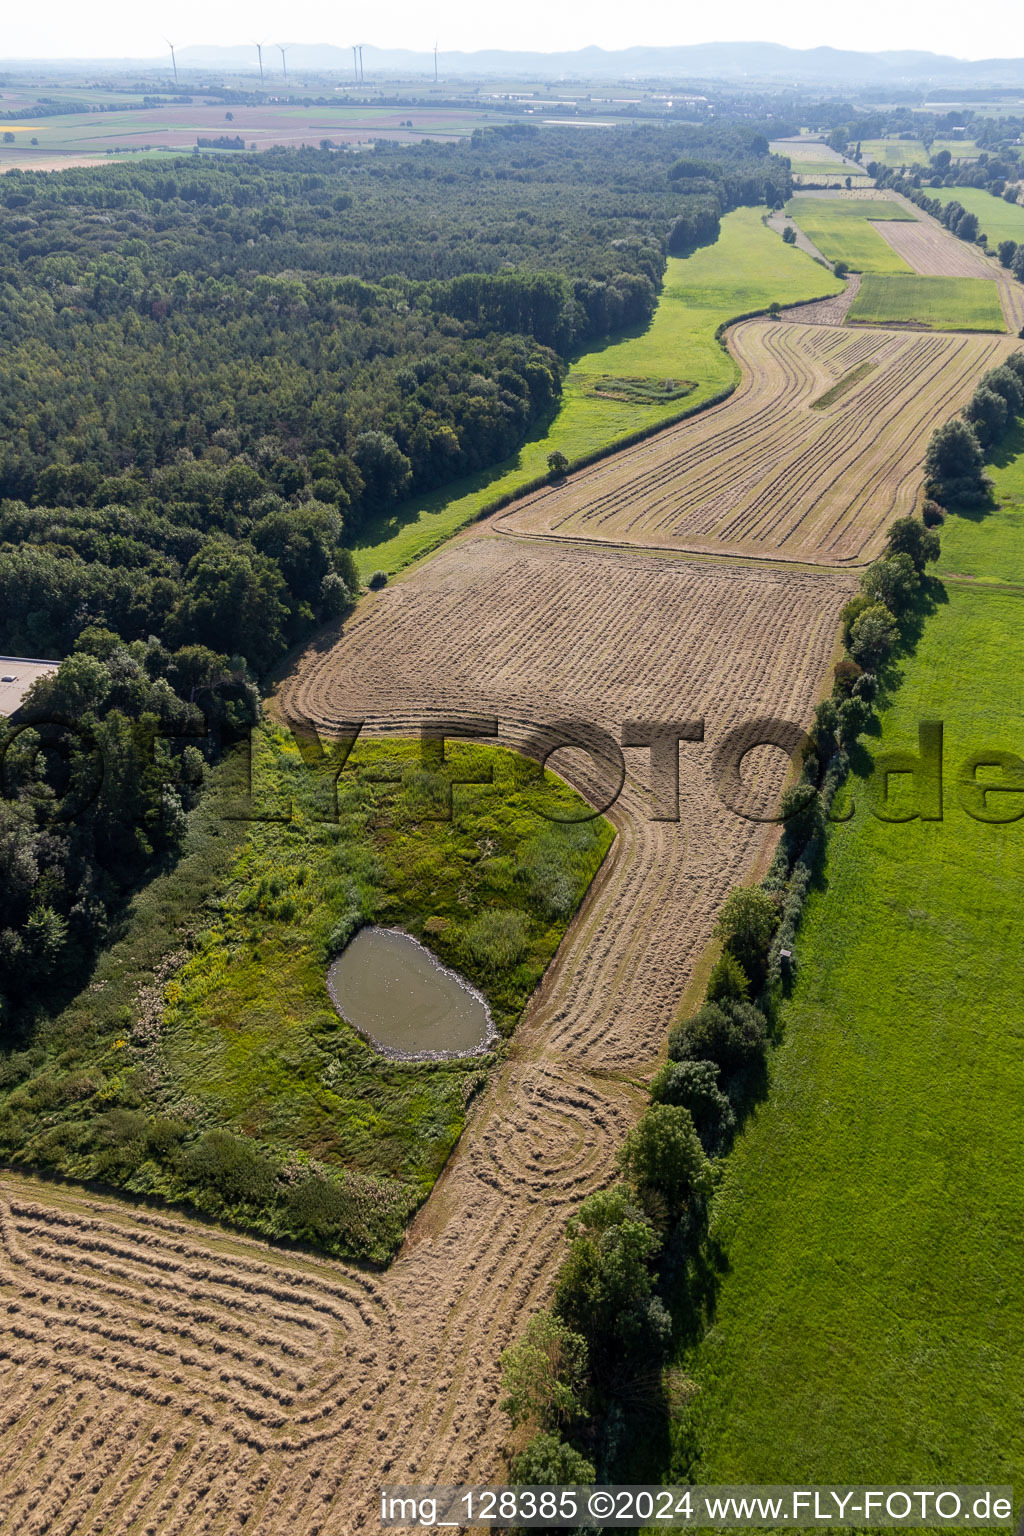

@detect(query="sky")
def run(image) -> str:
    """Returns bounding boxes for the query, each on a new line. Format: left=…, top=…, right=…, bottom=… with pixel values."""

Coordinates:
left=3, top=0, right=1023, bottom=61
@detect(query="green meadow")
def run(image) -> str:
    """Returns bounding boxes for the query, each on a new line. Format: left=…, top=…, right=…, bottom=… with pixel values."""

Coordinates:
left=785, top=196, right=917, bottom=273
left=353, top=206, right=842, bottom=578
left=673, top=444, right=1024, bottom=1486
left=847, top=273, right=1007, bottom=331
left=0, top=734, right=612, bottom=1261
left=933, top=186, right=1024, bottom=249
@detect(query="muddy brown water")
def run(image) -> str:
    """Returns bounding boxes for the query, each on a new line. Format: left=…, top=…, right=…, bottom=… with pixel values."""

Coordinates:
left=326, top=925, right=495, bottom=1059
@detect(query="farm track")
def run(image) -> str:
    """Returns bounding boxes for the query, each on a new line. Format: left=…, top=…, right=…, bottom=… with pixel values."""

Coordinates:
left=869, top=218, right=1001, bottom=280
left=494, top=319, right=1015, bottom=564
left=4, top=250, right=1016, bottom=1531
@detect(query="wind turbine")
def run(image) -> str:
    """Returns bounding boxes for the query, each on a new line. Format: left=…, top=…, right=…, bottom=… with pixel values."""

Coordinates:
left=351, top=44, right=359, bottom=81
left=254, top=40, right=266, bottom=84
left=165, top=38, right=178, bottom=85
left=278, top=43, right=289, bottom=79
left=358, top=44, right=365, bottom=83
left=433, top=40, right=438, bottom=84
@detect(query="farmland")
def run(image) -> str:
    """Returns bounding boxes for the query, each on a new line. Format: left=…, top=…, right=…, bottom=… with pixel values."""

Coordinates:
left=496, top=321, right=1014, bottom=562
left=0, top=535, right=852, bottom=1528
left=785, top=194, right=917, bottom=272
left=673, top=443, right=1024, bottom=1485
left=858, top=136, right=980, bottom=166
left=352, top=206, right=843, bottom=578
left=847, top=273, right=1007, bottom=331
left=0, top=99, right=517, bottom=168
left=2, top=85, right=1022, bottom=1532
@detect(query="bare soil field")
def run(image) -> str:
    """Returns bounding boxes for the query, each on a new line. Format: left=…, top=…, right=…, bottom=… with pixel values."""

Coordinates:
left=1, top=540, right=852, bottom=1533
left=495, top=320, right=1014, bottom=564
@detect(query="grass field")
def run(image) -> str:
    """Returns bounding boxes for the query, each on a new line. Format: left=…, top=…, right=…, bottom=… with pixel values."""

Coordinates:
left=786, top=195, right=917, bottom=273
left=352, top=207, right=843, bottom=577
left=847, top=273, right=1007, bottom=331
left=673, top=447, right=1024, bottom=1486
left=933, top=186, right=1024, bottom=249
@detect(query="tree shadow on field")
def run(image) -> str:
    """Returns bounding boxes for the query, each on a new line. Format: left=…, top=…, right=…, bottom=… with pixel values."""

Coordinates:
left=985, top=417, right=1024, bottom=476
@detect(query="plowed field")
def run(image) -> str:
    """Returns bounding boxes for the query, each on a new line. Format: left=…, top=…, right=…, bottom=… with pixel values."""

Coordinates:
left=495, top=321, right=1015, bottom=564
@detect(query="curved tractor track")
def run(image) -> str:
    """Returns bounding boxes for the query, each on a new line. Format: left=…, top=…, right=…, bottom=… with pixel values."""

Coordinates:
left=2, top=282, right=1007, bottom=1533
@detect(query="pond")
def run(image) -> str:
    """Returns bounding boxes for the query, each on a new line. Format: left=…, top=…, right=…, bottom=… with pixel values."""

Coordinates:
left=326, top=925, right=496, bottom=1060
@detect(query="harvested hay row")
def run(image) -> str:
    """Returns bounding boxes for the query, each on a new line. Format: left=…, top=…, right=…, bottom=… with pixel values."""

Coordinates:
left=496, top=320, right=1014, bottom=564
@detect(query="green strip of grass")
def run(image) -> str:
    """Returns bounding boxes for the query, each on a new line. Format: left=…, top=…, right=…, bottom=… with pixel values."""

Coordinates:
left=809, top=359, right=878, bottom=409
left=673, top=448, right=1024, bottom=1484
left=352, top=207, right=843, bottom=580
left=846, top=273, right=1006, bottom=331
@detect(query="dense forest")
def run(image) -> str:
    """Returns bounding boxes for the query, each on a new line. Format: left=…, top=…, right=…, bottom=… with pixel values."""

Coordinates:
left=0, top=120, right=787, bottom=1028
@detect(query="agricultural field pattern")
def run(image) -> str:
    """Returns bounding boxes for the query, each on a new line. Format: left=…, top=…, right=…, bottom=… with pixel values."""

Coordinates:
left=2, top=101, right=1023, bottom=1536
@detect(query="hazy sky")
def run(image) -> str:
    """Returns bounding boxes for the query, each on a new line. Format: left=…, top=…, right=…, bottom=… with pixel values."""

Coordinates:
left=4, top=0, right=1023, bottom=61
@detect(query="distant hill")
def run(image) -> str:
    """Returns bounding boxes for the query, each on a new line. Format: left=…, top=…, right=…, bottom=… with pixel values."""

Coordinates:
left=169, top=41, right=1024, bottom=84
left=5, top=40, right=1024, bottom=85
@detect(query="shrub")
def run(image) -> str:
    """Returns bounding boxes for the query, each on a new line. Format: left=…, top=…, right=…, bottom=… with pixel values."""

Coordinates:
left=465, top=908, right=530, bottom=972
left=781, top=226, right=797, bottom=245
left=777, top=783, right=824, bottom=851
left=367, top=569, right=388, bottom=590
left=832, top=658, right=863, bottom=697
left=283, top=1171, right=361, bottom=1246
left=499, top=1311, right=588, bottom=1431
left=553, top=1188, right=666, bottom=1367
left=884, top=516, right=940, bottom=573
left=922, top=499, right=945, bottom=527
left=668, top=999, right=767, bottom=1074
left=860, top=552, right=919, bottom=614
left=547, top=450, right=569, bottom=479
left=924, top=418, right=989, bottom=506
left=183, top=1129, right=278, bottom=1207
left=980, top=364, right=1024, bottom=418
left=847, top=603, right=898, bottom=669
left=840, top=592, right=873, bottom=648
left=833, top=259, right=849, bottom=278
left=510, top=1432, right=595, bottom=1485
left=649, top=1059, right=735, bottom=1148
left=998, top=239, right=1018, bottom=268
left=705, top=951, right=749, bottom=1004
left=836, top=693, right=872, bottom=744
left=964, top=388, right=1008, bottom=450
left=714, top=886, right=778, bottom=986
left=618, top=1102, right=711, bottom=1213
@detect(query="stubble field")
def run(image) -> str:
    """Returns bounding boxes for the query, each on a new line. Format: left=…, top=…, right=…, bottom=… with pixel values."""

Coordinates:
left=495, top=320, right=1014, bottom=563
left=0, top=535, right=854, bottom=1533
